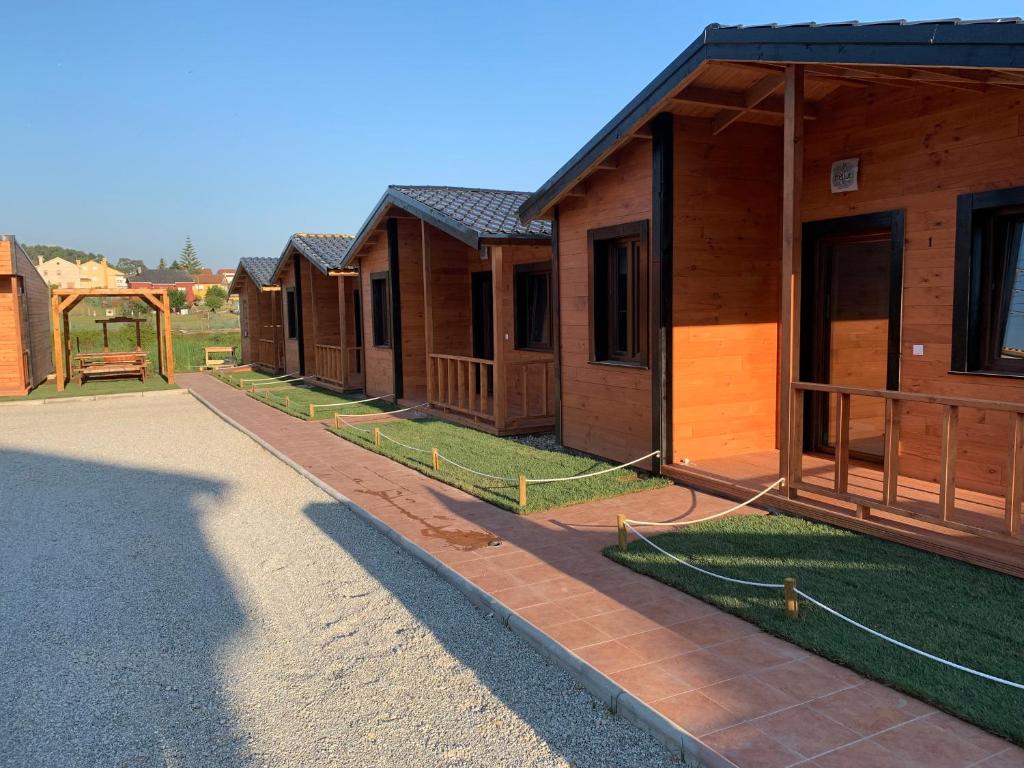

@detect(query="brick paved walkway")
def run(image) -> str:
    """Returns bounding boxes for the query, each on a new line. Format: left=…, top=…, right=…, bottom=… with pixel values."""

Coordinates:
left=183, top=373, right=1023, bottom=768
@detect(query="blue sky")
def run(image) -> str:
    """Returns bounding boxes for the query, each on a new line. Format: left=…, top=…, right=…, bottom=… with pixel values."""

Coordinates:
left=3, top=1, right=1018, bottom=269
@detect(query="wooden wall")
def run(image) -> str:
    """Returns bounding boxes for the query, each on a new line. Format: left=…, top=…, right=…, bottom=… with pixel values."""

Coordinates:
left=801, top=85, right=1024, bottom=494
left=557, top=137, right=653, bottom=464
left=425, top=225, right=474, bottom=358
left=672, top=117, right=781, bottom=463
left=279, top=255, right=300, bottom=375
left=307, top=267, right=340, bottom=346
left=359, top=235, right=394, bottom=397
left=0, top=237, right=52, bottom=395
left=237, top=275, right=258, bottom=364
left=394, top=217, right=427, bottom=402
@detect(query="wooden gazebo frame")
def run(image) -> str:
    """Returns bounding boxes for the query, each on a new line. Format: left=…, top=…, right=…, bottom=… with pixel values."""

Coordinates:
left=51, top=288, right=175, bottom=391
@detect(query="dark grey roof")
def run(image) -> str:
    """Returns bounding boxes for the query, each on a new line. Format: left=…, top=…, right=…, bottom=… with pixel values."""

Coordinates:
left=229, top=257, right=278, bottom=293
left=343, top=186, right=550, bottom=266
left=269, top=233, right=356, bottom=283
left=519, top=18, right=1024, bottom=222
left=130, top=268, right=192, bottom=284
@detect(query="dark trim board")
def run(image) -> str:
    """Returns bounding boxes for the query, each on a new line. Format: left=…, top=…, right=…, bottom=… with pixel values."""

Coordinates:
left=293, top=255, right=306, bottom=376
left=551, top=206, right=563, bottom=444
left=650, top=112, right=674, bottom=474
left=386, top=217, right=404, bottom=399
left=517, top=20, right=1024, bottom=223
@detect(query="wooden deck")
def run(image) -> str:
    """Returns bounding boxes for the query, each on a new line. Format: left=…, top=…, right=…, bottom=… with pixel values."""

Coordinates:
left=665, top=450, right=1024, bottom=578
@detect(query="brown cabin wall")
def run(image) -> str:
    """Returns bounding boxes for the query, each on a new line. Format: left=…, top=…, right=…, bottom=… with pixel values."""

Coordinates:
left=395, top=217, right=427, bottom=402
left=279, top=256, right=301, bottom=375
left=671, top=118, right=782, bottom=464
left=307, top=266, right=341, bottom=347
left=425, top=225, right=474, bottom=358
left=557, top=137, right=653, bottom=463
left=359, top=238, right=394, bottom=397
left=801, top=85, right=1024, bottom=495
left=0, top=238, right=52, bottom=395
left=238, top=276, right=258, bottom=364
left=341, top=275, right=361, bottom=350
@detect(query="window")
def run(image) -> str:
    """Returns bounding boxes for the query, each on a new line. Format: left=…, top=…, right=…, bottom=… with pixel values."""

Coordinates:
left=285, top=288, right=297, bottom=339
left=240, top=296, right=248, bottom=338
left=370, top=272, right=391, bottom=347
left=514, top=262, right=551, bottom=351
left=589, top=221, right=649, bottom=365
left=953, top=187, right=1024, bottom=376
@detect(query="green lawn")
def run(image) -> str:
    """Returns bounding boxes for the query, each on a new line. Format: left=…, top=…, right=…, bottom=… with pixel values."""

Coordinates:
left=332, top=416, right=669, bottom=513
left=214, top=371, right=398, bottom=419
left=606, top=513, right=1024, bottom=745
left=1, top=376, right=178, bottom=401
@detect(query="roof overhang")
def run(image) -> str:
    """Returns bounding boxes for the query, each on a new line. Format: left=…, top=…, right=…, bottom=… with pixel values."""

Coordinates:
left=269, top=236, right=353, bottom=284
left=518, top=20, right=1024, bottom=222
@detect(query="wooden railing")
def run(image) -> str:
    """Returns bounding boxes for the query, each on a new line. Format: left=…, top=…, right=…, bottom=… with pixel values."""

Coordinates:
left=506, top=359, right=555, bottom=427
left=790, top=381, right=1024, bottom=541
left=256, top=338, right=279, bottom=369
left=314, top=344, right=344, bottom=386
left=430, top=353, right=495, bottom=421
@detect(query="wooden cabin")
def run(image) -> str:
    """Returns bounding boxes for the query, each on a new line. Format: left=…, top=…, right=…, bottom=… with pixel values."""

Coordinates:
left=228, top=257, right=283, bottom=371
left=0, top=235, right=53, bottom=396
left=518, top=19, right=1024, bottom=574
left=270, top=234, right=363, bottom=391
left=341, top=186, right=553, bottom=434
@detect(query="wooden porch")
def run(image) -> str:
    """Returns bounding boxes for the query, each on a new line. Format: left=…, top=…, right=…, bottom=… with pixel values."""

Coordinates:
left=305, top=270, right=363, bottom=391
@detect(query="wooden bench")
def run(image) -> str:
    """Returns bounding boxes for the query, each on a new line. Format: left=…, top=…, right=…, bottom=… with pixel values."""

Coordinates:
left=203, top=346, right=235, bottom=370
left=75, top=352, right=150, bottom=384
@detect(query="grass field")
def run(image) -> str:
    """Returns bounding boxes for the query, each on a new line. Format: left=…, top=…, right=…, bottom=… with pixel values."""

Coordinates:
left=1, top=377, right=178, bottom=400
left=214, top=371, right=398, bottom=419
left=606, top=513, right=1024, bottom=745
left=332, top=415, right=669, bottom=513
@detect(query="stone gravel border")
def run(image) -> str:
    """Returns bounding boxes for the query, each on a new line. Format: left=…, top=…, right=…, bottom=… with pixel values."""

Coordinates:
left=189, top=388, right=731, bottom=768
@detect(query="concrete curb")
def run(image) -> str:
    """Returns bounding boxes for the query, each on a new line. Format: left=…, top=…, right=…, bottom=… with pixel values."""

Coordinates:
left=188, top=387, right=734, bottom=768
left=0, top=387, right=189, bottom=408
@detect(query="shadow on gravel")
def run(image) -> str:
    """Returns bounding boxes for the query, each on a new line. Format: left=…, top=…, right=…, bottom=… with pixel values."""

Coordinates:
left=302, top=500, right=673, bottom=767
left=0, top=449, right=251, bottom=768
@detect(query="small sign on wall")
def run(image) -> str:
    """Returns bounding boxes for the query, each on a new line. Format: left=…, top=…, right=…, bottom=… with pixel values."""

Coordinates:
left=830, top=157, right=860, bottom=193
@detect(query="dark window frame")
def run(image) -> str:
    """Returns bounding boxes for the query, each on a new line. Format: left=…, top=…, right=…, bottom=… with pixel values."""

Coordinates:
left=370, top=271, right=392, bottom=348
left=588, top=220, right=650, bottom=367
left=952, top=185, right=1024, bottom=378
left=513, top=261, right=552, bottom=352
left=285, top=288, right=298, bottom=340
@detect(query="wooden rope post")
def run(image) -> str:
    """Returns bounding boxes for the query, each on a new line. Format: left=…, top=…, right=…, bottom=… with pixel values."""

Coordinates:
left=374, top=428, right=381, bottom=448
left=283, top=396, right=290, bottom=409
left=617, top=514, right=628, bottom=551
left=432, top=447, right=440, bottom=471
left=309, top=402, right=316, bottom=418
left=334, top=413, right=341, bottom=429
left=518, top=474, right=527, bottom=508
left=784, top=577, right=799, bottom=619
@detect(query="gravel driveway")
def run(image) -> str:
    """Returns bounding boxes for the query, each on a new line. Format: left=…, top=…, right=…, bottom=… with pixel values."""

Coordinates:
left=0, top=394, right=678, bottom=768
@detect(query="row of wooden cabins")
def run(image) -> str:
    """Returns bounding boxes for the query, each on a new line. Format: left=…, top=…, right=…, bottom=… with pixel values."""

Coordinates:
left=232, top=18, right=1024, bottom=576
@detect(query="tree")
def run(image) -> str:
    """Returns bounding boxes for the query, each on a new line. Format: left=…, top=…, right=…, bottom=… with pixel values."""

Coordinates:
left=157, top=258, right=167, bottom=269
left=115, top=258, right=146, bottom=275
left=170, top=260, right=182, bottom=270
left=168, top=288, right=188, bottom=311
left=24, top=244, right=105, bottom=263
left=122, top=300, right=149, bottom=318
left=204, top=285, right=227, bottom=312
left=178, top=236, right=202, bottom=275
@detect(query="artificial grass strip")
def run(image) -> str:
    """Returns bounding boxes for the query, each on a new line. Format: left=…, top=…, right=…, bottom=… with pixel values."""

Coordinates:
left=331, top=416, right=669, bottom=513
left=1, top=377, right=178, bottom=401
left=605, top=513, right=1024, bottom=745
left=250, top=385, right=397, bottom=421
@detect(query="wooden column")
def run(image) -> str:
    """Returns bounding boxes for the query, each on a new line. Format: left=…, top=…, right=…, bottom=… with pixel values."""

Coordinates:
left=650, top=111, right=674, bottom=474
left=421, top=220, right=435, bottom=404
left=50, top=295, right=64, bottom=391
left=62, top=312, right=71, bottom=384
left=550, top=206, right=563, bottom=443
left=155, top=309, right=164, bottom=376
left=778, top=64, right=805, bottom=496
left=338, top=276, right=349, bottom=386
left=162, top=292, right=175, bottom=383
left=386, top=217, right=404, bottom=399
left=491, top=245, right=507, bottom=430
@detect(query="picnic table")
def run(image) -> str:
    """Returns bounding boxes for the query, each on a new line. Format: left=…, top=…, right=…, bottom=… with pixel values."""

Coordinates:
left=75, top=351, right=150, bottom=384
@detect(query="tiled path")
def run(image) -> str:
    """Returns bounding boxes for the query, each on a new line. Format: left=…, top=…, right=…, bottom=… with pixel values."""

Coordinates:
left=183, top=373, right=1023, bottom=768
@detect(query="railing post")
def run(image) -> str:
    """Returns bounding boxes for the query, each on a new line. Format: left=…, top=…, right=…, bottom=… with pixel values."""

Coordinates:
left=883, top=397, right=902, bottom=506
left=616, top=514, right=628, bottom=551
left=834, top=392, right=851, bottom=493
left=1007, top=412, right=1024, bottom=537
left=518, top=474, right=527, bottom=508
left=788, top=385, right=803, bottom=494
left=784, top=577, right=799, bottom=619
left=939, top=404, right=959, bottom=521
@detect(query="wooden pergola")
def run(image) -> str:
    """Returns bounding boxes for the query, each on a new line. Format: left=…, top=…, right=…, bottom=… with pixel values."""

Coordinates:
left=50, top=288, right=175, bottom=391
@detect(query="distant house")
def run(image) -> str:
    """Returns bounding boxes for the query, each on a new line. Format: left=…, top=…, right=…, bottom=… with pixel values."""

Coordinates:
left=128, top=268, right=195, bottom=302
left=192, top=269, right=224, bottom=300
left=1, top=236, right=53, bottom=395
left=35, top=256, right=125, bottom=290
left=35, top=256, right=79, bottom=288
left=217, top=268, right=236, bottom=286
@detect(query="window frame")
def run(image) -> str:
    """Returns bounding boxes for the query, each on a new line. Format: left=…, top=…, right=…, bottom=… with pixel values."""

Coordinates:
left=513, top=261, right=553, bottom=352
left=588, top=220, right=650, bottom=368
left=370, top=271, right=392, bottom=349
left=952, top=186, right=1024, bottom=378
left=285, top=288, right=298, bottom=340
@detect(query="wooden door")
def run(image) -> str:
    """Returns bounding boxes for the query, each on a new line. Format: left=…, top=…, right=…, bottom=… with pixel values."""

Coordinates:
left=802, top=212, right=904, bottom=462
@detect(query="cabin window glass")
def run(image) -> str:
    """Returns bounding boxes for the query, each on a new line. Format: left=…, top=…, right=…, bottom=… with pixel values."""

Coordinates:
left=590, top=221, right=648, bottom=366
left=240, top=296, right=248, bottom=338
left=285, top=288, right=297, bottom=339
left=371, top=273, right=391, bottom=348
left=514, top=263, right=551, bottom=351
left=953, top=188, right=1024, bottom=376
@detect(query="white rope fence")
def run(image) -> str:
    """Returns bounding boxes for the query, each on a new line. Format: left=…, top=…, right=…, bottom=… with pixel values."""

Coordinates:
left=239, top=372, right=293, bottom=386
left=331, top=409, right=659, bottom=504
left=617, top=480, right=1024, bottom=691
left=307, top=394, right=395, bottom=416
